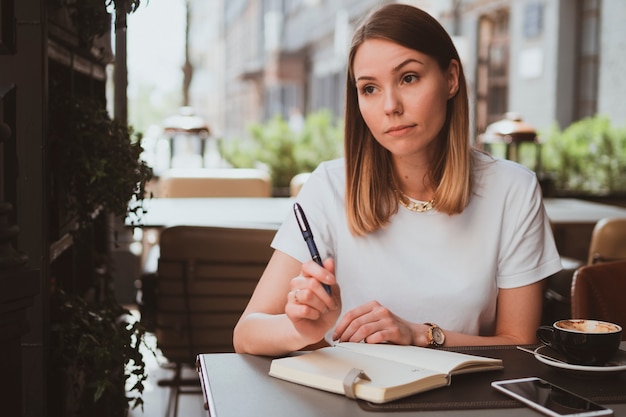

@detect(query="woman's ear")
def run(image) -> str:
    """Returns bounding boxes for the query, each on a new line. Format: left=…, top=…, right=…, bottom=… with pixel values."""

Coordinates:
left=447, top=59, right=460, bottom=99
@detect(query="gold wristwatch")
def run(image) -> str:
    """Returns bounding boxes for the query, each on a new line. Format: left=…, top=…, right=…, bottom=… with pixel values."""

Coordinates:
left=425, top=323, right=445, bottom=347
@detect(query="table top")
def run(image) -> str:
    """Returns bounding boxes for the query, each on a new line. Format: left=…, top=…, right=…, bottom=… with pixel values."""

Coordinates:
left=197, top=344, right=626, bottom=417
left=128, top=197, right=294, bottom=229
left=128, top=197, right=626, bottom=230
left=544, top=198, right=626, bottom=226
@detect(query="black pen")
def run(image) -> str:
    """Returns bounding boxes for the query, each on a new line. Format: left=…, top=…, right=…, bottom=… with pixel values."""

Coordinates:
left=293, top=203, right=332, bottom=295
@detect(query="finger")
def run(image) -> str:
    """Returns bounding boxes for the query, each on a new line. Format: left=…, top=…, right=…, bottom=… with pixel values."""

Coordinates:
left=302, top=259, right=336, bottom=290
left=332, top=302, right=375, bottom=340
left=300, top=261, right=338, bottom=310
left=334, top=311, right=374, bottom=342
left=363, top=329, right=391, bottom=344
left=322, top=258, right=335, bottom=274
left=288, top=288, right=329, bottom=318
left=347, top=318, right=384, bottom=343
left=289, top=275, right=308, bottom=290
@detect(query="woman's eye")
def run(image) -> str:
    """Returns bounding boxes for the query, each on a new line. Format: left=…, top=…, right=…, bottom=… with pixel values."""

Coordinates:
left=402, top=74, right=419, bottom=84
left=360, top=85, right=376, bottom=95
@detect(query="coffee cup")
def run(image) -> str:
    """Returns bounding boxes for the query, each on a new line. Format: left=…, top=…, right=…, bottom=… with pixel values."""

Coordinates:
left=536, top=319, right=622, bottom=366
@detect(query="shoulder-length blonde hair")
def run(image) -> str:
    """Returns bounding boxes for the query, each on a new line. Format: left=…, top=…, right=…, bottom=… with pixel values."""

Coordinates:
left=345, top=4, right=473, bottom=236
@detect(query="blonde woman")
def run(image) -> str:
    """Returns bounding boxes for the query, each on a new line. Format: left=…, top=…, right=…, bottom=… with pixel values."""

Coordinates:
left=234, top=3, right=562, bottom=356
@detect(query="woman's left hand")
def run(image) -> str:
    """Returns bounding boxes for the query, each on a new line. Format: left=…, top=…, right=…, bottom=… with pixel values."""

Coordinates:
left=332, top=300, right=420, bottom=345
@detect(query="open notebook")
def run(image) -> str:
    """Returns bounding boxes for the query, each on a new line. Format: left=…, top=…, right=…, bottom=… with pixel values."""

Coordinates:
left=269, top=342, right=503, bottom=404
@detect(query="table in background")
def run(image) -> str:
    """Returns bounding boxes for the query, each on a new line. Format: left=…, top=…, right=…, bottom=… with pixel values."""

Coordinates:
left=128, top=197, right=294, bottom=230
left=127, top=198, right=293, bottom=271
left=131, top=197, right=626, bottom=229
left=544, top=198, right=626, bottom=225
left=128, top=197, right=626, bottom=262
left=545, top=198, right=626, bottom=260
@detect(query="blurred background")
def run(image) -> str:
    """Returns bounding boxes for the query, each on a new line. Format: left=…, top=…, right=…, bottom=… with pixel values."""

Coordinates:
left=126, top=0, right=625, bottom=192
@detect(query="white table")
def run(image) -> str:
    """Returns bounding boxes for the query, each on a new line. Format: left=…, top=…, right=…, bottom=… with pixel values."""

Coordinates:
left=128, top=197, right=294, bottom=230
left=128, top=197, right=626, bottom=263
left=128, top=197, right=626, bottom=230
left=544, top=198, right=626, bottom=260
left=543, top=198, right=626, bottom=225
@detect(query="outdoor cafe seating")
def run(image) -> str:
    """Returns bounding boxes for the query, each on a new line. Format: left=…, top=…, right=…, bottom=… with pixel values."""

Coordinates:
left=571, top=259, right=626, bottom=337
left=586, top=217, right=626, bottom=264
left=157, top=167, right=272, bottom=198
left=148, top=225, right=275, bottom=417
left=543, top=216, right=626, bottom=324
left=140, top=167, right=273, bottom=274
left=131, top=191, right=626, bottom=416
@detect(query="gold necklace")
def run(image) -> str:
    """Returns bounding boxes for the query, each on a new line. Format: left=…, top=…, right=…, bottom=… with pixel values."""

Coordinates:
left=397, top=190, right=435, bottom=212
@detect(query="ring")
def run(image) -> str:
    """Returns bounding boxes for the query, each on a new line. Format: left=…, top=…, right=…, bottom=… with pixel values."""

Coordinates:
left=294, top=289, right=301, bottom=304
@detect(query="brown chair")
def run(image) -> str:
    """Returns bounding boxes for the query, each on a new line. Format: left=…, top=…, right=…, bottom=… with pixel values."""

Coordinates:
left=542, top=216, right=626, bottom=325
left=587, top=217, right=626, bottom=264
left=571, top=260, right=626, bottom=340
left=158, top=168, right=272, bottom=198
left=154, top=225, right=275, bottom=417
left=140, top=167, right=272, bottom=276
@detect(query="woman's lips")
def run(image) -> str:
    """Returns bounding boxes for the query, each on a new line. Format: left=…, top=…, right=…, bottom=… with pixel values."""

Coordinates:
left=385, top=124, right=416, bottom=137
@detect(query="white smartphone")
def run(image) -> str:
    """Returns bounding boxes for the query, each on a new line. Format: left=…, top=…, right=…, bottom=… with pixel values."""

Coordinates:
left=491, top=377, right=613, bottom=417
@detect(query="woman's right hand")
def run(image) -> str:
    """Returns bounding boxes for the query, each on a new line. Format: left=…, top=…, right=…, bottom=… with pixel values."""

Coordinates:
left=285, top=258, right=341, bottom=344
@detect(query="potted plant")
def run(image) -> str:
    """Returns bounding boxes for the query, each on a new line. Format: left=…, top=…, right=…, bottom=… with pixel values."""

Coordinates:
left=50, top=285, right=150, bottom=417
left=44, top=2, right=152, bottom=416
left=49, top=0, right=143, bottom=47
left=219, top=109, right=343, bottom=195
left=540, top=115, right=626, bottom=203
left=49, top=92, right=153, bottom=239
left=47, top=89, right=154, bottom=415
left=47, top=73, right=153, bottom=417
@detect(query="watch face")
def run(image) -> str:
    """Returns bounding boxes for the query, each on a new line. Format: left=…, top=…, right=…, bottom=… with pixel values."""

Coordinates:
left=432, top=328, right=445, bottom=345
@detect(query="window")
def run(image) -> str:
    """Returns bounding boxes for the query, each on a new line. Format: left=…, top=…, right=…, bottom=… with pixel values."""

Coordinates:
left=476, top=10, right=510, bottom=136
left=575, top=0, right=601, bottom=119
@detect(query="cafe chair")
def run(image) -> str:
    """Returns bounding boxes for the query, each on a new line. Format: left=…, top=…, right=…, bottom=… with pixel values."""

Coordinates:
left=158, top=167, right=272, bottom=198
left=154, top=225, right=275, bottom=417
left=138, top=167, right=273, bottom=299
left=587, top=217, right=626, bottom=264
left=542, top=216, right=626, bottom=326
left=571, top=259, right=626, bottom=340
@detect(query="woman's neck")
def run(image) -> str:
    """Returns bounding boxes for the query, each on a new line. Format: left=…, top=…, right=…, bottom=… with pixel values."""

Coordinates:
left=393, top=159, right=434, bottom=201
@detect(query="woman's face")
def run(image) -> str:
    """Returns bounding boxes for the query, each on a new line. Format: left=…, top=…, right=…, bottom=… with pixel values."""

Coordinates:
left=352, top=38, right=459, bottom=162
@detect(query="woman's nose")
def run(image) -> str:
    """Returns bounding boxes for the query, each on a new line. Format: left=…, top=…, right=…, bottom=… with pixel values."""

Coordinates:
left=383, top=89, right=403, bottom=115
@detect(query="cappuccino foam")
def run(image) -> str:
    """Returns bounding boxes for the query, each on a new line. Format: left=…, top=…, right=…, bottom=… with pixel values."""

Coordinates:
left=556, top=319, right=620, bottom=333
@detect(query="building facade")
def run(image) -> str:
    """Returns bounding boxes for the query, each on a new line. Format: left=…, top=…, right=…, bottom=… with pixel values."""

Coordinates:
left=187, top=0, right=625, bottom=143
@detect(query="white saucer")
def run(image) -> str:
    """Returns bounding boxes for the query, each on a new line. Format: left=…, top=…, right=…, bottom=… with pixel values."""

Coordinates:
left=534, top=345, right=626, bottom=375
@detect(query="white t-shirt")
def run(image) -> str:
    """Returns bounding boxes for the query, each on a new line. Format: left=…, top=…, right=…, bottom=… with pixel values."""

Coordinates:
left=272, top=153, right=562, bottom=340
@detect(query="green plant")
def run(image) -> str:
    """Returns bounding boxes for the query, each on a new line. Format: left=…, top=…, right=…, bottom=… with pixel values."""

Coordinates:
left=50, top=0, right=143, bottom=46
left=540, top=115, right=626, bottom=195
left=50, top=93, right=153, bottom=238
left=220, top=110, right=344, bottom=188
left=51, top=288, right=149, bottom=416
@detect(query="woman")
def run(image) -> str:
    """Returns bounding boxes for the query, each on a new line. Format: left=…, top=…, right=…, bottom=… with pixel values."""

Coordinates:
left=233, top=3, right=562, bottom=356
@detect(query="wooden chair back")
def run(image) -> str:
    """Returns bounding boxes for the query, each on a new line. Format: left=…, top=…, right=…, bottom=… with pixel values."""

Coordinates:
left=155, top=226, right=275, bottom=363
left=159, top=168, right=272, bottom=198
left=587, top=217, right=626, bottom=264
left=571, top=260, right=626, bottom=339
